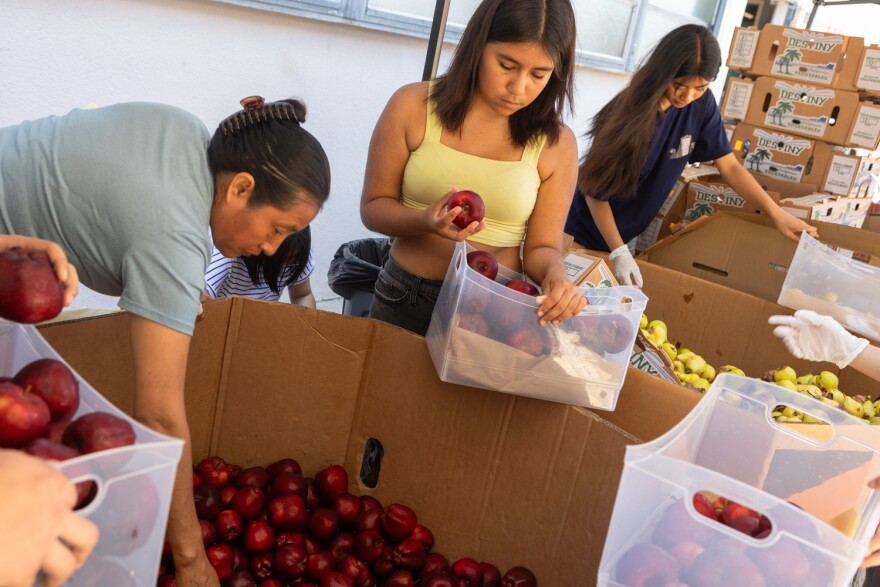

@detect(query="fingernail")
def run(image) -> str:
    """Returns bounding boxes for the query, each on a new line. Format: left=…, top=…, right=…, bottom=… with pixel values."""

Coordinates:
left=537, top=310, right=544, bottom=317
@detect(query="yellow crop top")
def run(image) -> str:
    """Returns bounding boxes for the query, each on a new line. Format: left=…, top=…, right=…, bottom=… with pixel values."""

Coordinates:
left=400, top=98, right=547, bottom=248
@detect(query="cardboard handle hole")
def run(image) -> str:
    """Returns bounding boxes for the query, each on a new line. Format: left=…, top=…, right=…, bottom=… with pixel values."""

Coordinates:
left=359, top=438, right=384, bottom=489
left=692, top=489, right=773, bottom=541
left=691, top=262, right=728, bottom=277
left=771, top=403, right=833, bottom=443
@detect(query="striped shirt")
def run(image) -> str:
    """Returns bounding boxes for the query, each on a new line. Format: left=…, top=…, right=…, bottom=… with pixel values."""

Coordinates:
left=204, top=245, right=314, bottom=302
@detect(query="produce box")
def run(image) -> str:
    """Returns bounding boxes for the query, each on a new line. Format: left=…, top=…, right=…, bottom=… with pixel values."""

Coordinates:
left=730, top=122, right=863, bottom=196
left=778, top=232, right=880, bottom=341
left=682, top=174, right=779, bottom=220
left=0, top=322, right=183, bottom=586
left=865, top=202, right=880, bottom=233
left=425, top=241, right=647, bottom=410
left=598, top=374, right=880, bottom=587
left=721, top=76, right=880, bottom=149
left=780, top=193, right=850, bottom=223
left=562, top=248, right=617, bottom=288
left=726, top=25, right=872, bottom=92
left=38, top=299, right=696, bottom=586
left=638, top=211, right=880, bottom=311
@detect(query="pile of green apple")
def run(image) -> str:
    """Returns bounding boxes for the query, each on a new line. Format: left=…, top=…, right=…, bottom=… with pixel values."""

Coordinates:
left=765, top=366, right=877, bottom=424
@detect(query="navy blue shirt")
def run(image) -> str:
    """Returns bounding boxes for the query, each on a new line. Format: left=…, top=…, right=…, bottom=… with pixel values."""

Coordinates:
left=565, top=90, right=732, bottom=252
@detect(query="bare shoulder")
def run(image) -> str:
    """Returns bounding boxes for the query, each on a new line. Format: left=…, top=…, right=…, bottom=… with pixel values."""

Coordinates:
left=379, top=82, right=431, bottom=151
left=538, top=123, right=578, bottom=177
left=385, top=81, right=430, bottom=115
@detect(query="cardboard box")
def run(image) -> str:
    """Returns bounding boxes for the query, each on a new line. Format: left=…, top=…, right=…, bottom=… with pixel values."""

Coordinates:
left=780, top=193, right=850, bottom=223
left=727, top=25, right=869, bottom=91
left=750, top=171, right=819, bottom=199
left=638, top=211, right=880, bottom=312
left=865, top=202, right=880, bottom=232
left=633, top=166, right=712, bottom=252
left=730, top=122, right=862, bottom=196
left=841, top=196, right=871, bottom=227
left=722, top=76, right=880, bottom=149
left=683, top=173, right=779, bottom=220
left=562, top=249, right=618, bottom=288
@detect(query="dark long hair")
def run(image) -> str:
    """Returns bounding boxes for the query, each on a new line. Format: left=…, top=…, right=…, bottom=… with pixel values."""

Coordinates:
left=431, top=0, right=576, bottom=147
left=579, top=25, right=721, bottom=200
left=208, top=98, right=331, bottom=210
left=242, top=226, right=311, bottom=294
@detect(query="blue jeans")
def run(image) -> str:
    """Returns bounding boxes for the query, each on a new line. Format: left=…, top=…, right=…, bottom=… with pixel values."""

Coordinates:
left=368, top=257, right=444, bottom=336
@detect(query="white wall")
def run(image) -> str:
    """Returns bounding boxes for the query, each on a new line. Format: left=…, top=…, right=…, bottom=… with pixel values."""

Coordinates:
left=0, top=0, right=631, bottom=306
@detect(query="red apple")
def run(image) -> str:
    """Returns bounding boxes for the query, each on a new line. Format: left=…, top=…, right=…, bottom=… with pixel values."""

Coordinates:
left=231, top=487, right=266, bottom=521
left=381, top=503, right=417, bottom=542
left=196, top=456, right=232, bottom=488
left=421, top=572, right=456, bottom=587
left=652, top=498, right=714, bottom=548
left=336, top=554, right=369, bottom=586
left=236, top=466, right=270, bottom=489
left=308, top=551, right=336, bottom=582
left=23, top=437, right=94, bottom=508
left=305, top=478, right=322, bottom=509
left=223, top=570, right=257, bottom=587
left=267, top=493, right=307, bottom=531
left=266, top=457, right=302, bottom=479
left=451, top=558, right=482, bottom=586
left=685, top=547, right=766, bottom=587
left=458, top=311, right=490, bottom=337
left=214, top=509, right=243, bottom=542
left=273, top=543, right=308, bottom=582
left=321, top=572, right=356, bottom=587
left=308, top=507, right=341, bottom=542
left=466, top=251, right=499, bottom=281
left=422, top=553, right=450, bottom=576
left=726, top=515, right=761, bottom=537
left=0, top=380, right=50, bottom=447
left=720, top=500, right=759, bottom=525
left=669, top=541, right=704, bottom=573
left=692, top=493, right=719, bottom=522
left=479, top=563, right=501, bottom=587
left=333, top=493, right=361, bottom=527
left=408, top=524, right=434, bottom=550
left=505, top=326, right=546, bottom=357
left=194, top=484, right=224, bottom=521
left=328, top=532, right=355, bottom=564
left=62, top=411, right=135, bottom=454
left=231, top=545, right=249, bottom=573
left=270, top=472, right=307, bottom=498
left=44, top=419, right=70, bottom=444
left=749, top=539, right=811, bottom=587
left=356, top=507, right=383, bottom=533
left=258, top=579, right=283, bottom=587
left=500, top=567, right=537, bottom=587
left=383, top=569, right=415, bottom=586
left=207, top=543, right=235, bottom=581
left=504, top=279, right=539, bottom=297
left=242, top=519, right=275, bottom=554
left=316, top=464, right=349, bottom=500
left=220, top=486, right=238, bottom=507
left=0, top=246, right=65, bottom=323
left=249, top=552, right=274, bottom=580
left=596, top=314, right=635, bottom=354
left=353, top=529, right=385, bottom=563
left=615, top=543, right=678, bottom=587
left=360, top=495, right=382, bottom=512
left=448, top=191, right=485, bottom=229
left=391, top=539, right=426, bottom=572
left=14, top=358, right=79, bottom=422
left=199, top=519, right=216, bottom=546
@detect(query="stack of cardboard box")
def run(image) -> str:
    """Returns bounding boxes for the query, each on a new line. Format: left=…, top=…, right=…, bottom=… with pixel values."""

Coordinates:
left=721, top=24, right=880, bottom=228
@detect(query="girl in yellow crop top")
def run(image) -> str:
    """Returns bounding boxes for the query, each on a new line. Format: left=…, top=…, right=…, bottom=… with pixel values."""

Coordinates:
left=360, top=0, right=585, bottom=336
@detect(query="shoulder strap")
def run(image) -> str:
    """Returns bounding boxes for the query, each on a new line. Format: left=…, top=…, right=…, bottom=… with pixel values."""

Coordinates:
left=423, top=92, right=442, bottom=143
left=520, top=133, right=548, bottom=166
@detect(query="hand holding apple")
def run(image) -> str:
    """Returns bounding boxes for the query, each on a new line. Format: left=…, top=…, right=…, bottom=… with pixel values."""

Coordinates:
left=447, top=190, right=485, bottom=229
left=0, top=244, right=70, bottom=324
left=424, top=189, right=486, bottom=241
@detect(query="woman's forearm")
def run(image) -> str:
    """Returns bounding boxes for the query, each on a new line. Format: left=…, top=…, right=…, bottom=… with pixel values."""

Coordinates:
left=585, top=196, right=624, bottom=251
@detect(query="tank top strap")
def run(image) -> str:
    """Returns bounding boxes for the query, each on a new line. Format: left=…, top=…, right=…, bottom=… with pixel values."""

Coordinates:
left=423, top=97, right=443, bottom=144
left=520, top=133, right=548, bottom=167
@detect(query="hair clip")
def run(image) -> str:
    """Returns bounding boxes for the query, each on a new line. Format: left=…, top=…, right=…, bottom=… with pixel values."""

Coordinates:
left=240, top=96, right=265, bottom=111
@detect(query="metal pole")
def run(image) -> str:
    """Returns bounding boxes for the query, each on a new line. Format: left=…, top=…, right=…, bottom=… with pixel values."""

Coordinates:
left=422, top=0, right=451, bottom=82
left=806, top=0, right=824, bottom=28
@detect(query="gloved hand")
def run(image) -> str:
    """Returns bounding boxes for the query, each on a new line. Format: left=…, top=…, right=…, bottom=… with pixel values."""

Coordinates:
left=768, top=310, right=869, bottom=369
left=608, top=244, right=643, bottom=288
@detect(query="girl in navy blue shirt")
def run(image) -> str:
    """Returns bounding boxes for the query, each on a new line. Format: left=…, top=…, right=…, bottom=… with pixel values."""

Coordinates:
left=565, top=24, right=816, bottom=287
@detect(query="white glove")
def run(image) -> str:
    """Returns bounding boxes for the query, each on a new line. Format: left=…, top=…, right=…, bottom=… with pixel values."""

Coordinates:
left=609, top=244, right=643, bottom=288
left=768, top=310, right=869, bottom=369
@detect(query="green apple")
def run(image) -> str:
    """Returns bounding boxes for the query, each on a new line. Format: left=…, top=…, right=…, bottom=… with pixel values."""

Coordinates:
left=661, top=342, right=677, bottom=361
left=672, top=360, right=686, bottom=373
left=639, top=314, right=648, bottom=329
left=796, top=384, right=822, bottom=399
left=843, top=396, right=864, bottom=418
left=818, top=371, right=839, bottom=390
left=796, top=374, right=815, bottom=386
left=702, top=364, right=716, bottom=383
left=773, top=366, right=797, bottom=384
left=719, top=365, right=745, bottom=376
left=685, top=355, right=706, bottom=375
left=776, top=379, right=798, bottom=392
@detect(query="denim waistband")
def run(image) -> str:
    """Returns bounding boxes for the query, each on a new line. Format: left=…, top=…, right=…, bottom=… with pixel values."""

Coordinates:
left=383, top=256, right=445, bottom=296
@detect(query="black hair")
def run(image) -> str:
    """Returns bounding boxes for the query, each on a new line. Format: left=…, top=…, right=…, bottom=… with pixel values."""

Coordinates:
left=208, top=98, right=331, bottom=209
left=242, top=226, right=311, bottom=294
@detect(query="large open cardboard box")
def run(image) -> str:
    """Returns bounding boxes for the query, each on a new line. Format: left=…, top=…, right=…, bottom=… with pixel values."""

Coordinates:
left=638, top=211, right=880, bottom=317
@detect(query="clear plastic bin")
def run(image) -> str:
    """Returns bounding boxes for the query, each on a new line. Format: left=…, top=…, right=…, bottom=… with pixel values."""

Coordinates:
left=598, top=373, right=880, bottom=587
left=778, top=232, right=880, bottom=341
left=425, top=241, right=647, bottom=410
left=0, top=322, right=183, bottom=587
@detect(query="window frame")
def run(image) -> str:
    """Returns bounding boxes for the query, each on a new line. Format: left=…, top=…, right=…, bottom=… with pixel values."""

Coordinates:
left=211, top=0, right=722, bottom=74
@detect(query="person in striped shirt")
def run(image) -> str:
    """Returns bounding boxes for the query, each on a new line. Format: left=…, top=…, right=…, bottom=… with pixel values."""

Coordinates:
left=204, top=226, right=315, bottom=308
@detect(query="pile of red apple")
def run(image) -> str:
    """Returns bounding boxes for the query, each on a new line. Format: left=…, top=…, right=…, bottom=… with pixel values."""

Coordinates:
left=160, top=456, right=537, bottom=587
left=0, top=358, right=136, bottom=507
left=0, top=246, right=65, bottom=323
left=614, top=492, right=829, bottom=587
left=460, top=250, right=632, bottom=358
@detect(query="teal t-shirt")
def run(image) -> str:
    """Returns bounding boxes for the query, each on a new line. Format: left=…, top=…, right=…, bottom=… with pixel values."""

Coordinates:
left=0, top=102, right=214, bottom=335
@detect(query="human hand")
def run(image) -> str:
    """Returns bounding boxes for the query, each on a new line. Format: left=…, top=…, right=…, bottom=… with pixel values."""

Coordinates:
left=423, top=189, right=486, bottom=242
left=769, top=310, right=869, bottom=369
left=0, top=235, right=79, bottom=307
left=0, top=449, right=98, bottom=587
left=608, top=244, right=643, bottom=288
left=770, top=209, right=818, bottom=243
left=536, top=266, right=587, bottom=326
left=173, top=549, right=220, bottom=587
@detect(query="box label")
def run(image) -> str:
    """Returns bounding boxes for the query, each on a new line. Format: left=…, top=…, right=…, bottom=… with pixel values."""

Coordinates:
left=778, top=29, right=844, bottom=84
left=747, top=129, right=812, bottom=182
left=857, top=48, right=880, bottom=91
left=849, top=104, right=880, bottom=149
left=764, top=82, right=835, bottom=137
left=823, top=155, right=859, bottom=196
left=722, top=79, right=753, bottom=120
left=729, top=29, right=759, bottom=69
left=636, top=217, right=664, bottom=252
left=629, top=351, right=679, bottom=384
left=689, top=185, right=745, bottom=217
left=658, top=181, right=685, bottom=217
